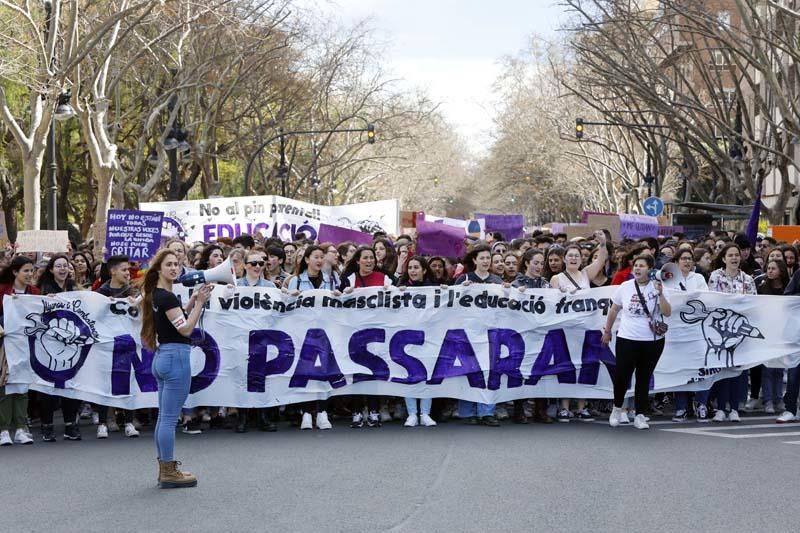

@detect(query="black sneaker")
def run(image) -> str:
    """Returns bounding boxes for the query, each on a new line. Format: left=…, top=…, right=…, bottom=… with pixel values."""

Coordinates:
left=182, top=420, right=202, bottom=434
left=350, top=412, right=364, bottom=429
left=462, top=416, right=478, bottom=425
left=480, top=415, right=501, bottom=427
left=366, top=411, right=381, bottom=428
left=64, top=423, right=82, bottom=441
left=41, top=424, right=57, bottom=442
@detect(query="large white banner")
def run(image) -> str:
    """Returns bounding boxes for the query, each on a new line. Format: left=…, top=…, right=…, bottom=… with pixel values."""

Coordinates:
left=141, top=195, right=400, bottom=243
left=4, top=287, right=799, bottom=408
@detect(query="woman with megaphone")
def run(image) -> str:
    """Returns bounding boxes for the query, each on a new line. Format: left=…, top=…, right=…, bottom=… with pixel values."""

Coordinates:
left=602, top=254, right=672, bottom=430
left=141, top=248, right=213, bottom=489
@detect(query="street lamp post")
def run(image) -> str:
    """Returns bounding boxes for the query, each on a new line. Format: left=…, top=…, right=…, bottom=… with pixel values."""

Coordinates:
left=643, top=153, right=655, bottom=198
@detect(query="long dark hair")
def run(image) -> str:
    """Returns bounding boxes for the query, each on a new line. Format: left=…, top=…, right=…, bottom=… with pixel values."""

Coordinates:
left=712, top=243, right=741, bottom=271
left=37, top=254, right=75, bottom=293
left=462, top=244, right=491, bottom=273
left=294, top=245, right=324, bottom=276
left=765, top=258, right=790, bottom=288
left=520, top=248, right=545, bottom=275
left=543, top=247, right=564, bottom=279
left=140, top=248, right=177, bottom=351
left=374, top=238, right=397, bottom=274
left=428, top=256, right=449, bottom=283
left=196, top=244, right=224, bottom=270
left=0, top=256, right=34, bottom=285
left=399, top=255, right=430, bottom=285
left=342, top=246, right=380, bottom=279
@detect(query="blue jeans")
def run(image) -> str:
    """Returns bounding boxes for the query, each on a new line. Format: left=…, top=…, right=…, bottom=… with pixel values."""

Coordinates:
left=762, top=368, right=784, bottom=404
left=151, top=343, right=192, bottom=462
left=458, top=400, right=495, bottom=417
left=784, top=365, right=800, bottom=414
left=674, top=389, right=711, bottom=411
left=715, top=373, right=743, bottom=412
left=405, top=398, right=432, bottom=416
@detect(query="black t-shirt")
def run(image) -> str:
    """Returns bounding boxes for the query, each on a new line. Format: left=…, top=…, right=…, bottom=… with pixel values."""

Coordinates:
left=454, top=272, right=504, bottom=285
left=152, top=288, right=190, bottom=345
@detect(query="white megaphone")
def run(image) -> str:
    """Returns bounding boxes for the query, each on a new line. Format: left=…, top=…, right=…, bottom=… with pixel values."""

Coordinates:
left=650, top=262, right=681, bottom=289
left=179, top=257, right=236, bottom=286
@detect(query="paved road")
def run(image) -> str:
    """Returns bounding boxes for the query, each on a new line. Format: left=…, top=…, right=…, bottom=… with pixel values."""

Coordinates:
left=0, top=413, right=797, bottom=533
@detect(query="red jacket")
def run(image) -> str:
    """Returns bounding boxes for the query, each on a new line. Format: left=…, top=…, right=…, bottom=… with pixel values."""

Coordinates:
left=0, top=283, right=40, bottom=319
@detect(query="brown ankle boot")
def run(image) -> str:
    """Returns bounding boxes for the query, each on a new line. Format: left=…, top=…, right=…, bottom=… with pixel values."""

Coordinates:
left=158, top=460, right=198, bottom=489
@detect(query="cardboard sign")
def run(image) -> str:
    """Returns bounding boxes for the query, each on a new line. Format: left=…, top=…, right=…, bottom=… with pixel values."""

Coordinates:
left=0, top=210, right=8, bottom=246
left=105, top=210, right=164, bottom=266
left=317, top=223, right=373, bottom=246
left=619, top=213, right=659, bottom=239
left=586, top=214, right=621, bottom=241
left=16, top=230, right=70, bottom=253
left=771, top=225, right=800, bottom=243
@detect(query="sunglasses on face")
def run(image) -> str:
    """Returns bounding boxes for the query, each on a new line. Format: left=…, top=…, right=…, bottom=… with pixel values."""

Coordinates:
left=247, top=261, right=265, bottom=267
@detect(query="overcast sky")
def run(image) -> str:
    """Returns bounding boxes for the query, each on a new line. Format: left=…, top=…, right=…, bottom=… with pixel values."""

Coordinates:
left=300, top=0, right=570, bottom=153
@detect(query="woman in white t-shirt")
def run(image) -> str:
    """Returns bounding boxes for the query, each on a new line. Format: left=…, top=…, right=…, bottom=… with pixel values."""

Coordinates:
left=602, top=254, right=671, bottom=430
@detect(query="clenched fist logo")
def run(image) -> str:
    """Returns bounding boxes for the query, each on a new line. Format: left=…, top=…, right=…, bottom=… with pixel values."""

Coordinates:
left=25, top=311, right=97, bottom=385
left=680, top=300, right=764, bottom=367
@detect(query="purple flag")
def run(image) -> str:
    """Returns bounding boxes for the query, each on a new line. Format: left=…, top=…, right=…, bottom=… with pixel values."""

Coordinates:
left=416, top=218, right=466, bottom=257
left=317, top=223, right=373, bottom=246
left=474, top=213, right=524, bottom=240
left=105, top=209, right=164, bottom=267
left=745, top=176, right=763, bottom=244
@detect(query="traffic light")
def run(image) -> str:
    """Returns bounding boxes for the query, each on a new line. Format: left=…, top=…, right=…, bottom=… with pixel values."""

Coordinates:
left=367, top=124, right=376, bottom=144
left=575, top=118, right=584, bottom=139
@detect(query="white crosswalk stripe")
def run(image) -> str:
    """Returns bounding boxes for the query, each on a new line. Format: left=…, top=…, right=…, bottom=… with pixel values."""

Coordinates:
left=659, top=420, right=800, bottom=442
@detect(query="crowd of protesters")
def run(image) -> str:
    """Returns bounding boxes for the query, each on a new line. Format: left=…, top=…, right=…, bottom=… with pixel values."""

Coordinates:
left=1, top=225, right=800, bottom=447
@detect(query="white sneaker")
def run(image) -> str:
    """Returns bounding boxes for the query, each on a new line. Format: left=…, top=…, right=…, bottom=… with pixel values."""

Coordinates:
left=201, top=412, right=212, bottom=423
left=300, top=412, right=313, bottom=430
left=316, top=411, right=332, bottom=430
left=495, top=406, right=510, bottom=420
left=404, top=414, right=419, bottom=427
left=0, top=430, right=12, bottom=446
left=124, top=423, right=140, bottom=438
left=13, top=428, right=33, bottom=445
left=618, top=410, right=630, bottom=424
left=712, top=410, right=727, bottom=422
left=776, top=411, right=798, bottom=423
left=609, top=407, right=622, bottom=427
left=633, top=414, right=650, bottom=430
left=97, top=424, right=109, bottom=439
left=379, top=406, right=392, bottom=423
left=419, top=414, right=437, bottom=427
left=91, top=412, right=100, bottom=425
left=696, top=404, right=710, bottom=423
left=728, top=409, right=741, bottom=423
left=764, top=401, right=775, bottom=414
left=743, top=398, right=761, bottom=412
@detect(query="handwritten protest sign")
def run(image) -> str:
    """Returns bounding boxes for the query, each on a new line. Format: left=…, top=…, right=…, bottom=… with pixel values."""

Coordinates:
left=105, top=210, right=164, bottom=266
left=317, top=223, right=373, bottom=246
left=16, top=230, right=69, bottom=253
left=619, top=213, right=659, bottom=239
left=586, top=214, right=621, bottom=241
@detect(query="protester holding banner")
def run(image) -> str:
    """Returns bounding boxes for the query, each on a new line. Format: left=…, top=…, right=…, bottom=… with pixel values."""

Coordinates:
left=237, top=251, right=275, bottom=288
left=756, top=259, right=789, bottom=416
left=340, top=246, right=392, bottom=428
left=454, top=244, right=502, bottom=426
left=320, top=242, right=342, bottom=289
left=670, top=248, right=712, bottom=422
left=502, top=252, right=519, bottom=284
left=550, top=234, right=608, bottom=423
left=264, top=246, right=289, bottom=288
left=512, top=249, right=550, bottom=289
left=603, top=254, right=671, bottom=430
left=141, top=248, right=213, bottom=489
left=0, top=256, right=38, bottom=446
left=93, top=255, right=140, bottom=439
left=708, top=244, right=757, bottom=423
left=36, top=255, right=83, bottom=442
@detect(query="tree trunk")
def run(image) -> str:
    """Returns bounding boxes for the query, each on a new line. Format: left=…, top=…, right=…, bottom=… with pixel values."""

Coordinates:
left=92, top=166, right=114, bottom=258
left=22, top=154, right=43, bottom=230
